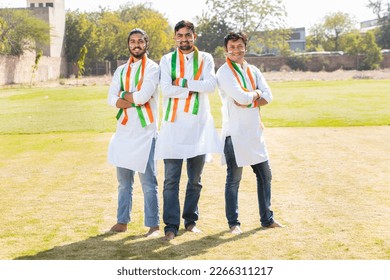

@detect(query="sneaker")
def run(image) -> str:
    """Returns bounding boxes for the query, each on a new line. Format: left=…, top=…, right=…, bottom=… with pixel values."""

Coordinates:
left=230, top=225, right=243, bottom=234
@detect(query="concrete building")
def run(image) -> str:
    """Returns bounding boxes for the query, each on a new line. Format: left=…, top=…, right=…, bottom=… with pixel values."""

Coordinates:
left=288, top=27, right=306, bottom=52
left=0, top=0, right=67, bottom=84
left=27, top=0, right=66, bottom=58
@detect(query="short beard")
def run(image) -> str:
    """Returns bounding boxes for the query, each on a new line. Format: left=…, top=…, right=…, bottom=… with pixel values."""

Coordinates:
left=179, top=45, right=193, bottom=51
left=129, top=47, right=146, bottom=59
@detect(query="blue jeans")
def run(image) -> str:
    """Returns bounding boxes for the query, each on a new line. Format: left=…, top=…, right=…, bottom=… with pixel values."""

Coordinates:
left=116, top=139, right=159, bottom=227
left=224, top=136, right=274, bottom=228
left=163, top=155, right=206, bottom=235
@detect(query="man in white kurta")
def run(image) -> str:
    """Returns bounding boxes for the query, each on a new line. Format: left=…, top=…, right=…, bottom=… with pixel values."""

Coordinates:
left=216, top=31, right=284, bottom=235
left=155, top=20, right=222, bottom=240
left=107, top=29, right=160, bottom=236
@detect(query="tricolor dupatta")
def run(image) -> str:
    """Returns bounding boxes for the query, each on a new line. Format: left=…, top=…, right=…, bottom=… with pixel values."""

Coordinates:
left=116, top=55, right=154, bottom=127
left=226, top=57, right=259, bottom=108
left=164, top=47, right=204, bottom=122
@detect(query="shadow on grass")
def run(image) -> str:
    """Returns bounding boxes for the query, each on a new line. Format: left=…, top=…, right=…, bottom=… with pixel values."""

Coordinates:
left=14, top=228, right=262, bottom=260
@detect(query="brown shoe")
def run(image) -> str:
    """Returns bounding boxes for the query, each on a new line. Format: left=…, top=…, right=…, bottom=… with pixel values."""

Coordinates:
left=162, top=231, right=175, bottom=241
left=110, top=223, right=127, bottom=232
left=186, top=224, right=202, bottom=233
left=263, top=221, right=285, bottom=228
left=145, top=226, right=160, bottom=237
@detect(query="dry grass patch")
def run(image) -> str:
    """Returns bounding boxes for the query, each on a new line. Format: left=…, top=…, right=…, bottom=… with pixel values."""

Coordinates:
left=1, top=127, right=389, bottom=259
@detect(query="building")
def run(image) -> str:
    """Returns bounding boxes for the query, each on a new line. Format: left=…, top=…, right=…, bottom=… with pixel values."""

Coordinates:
left=288, top=27, right=306, bottom=52
left=27, top=0, right=65, bottom=57
left=0, top=0, right=66, bottom=84
left=360, top=18, right=380, bottom=32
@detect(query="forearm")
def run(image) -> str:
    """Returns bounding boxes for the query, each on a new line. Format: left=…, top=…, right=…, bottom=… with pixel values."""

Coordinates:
left=115, top=97, right=133, bottom=109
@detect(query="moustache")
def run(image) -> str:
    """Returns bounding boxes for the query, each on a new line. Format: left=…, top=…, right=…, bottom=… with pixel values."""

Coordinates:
left=176, top=39, right=194, bottom=43
left=227, top=50, right=246, bottom=55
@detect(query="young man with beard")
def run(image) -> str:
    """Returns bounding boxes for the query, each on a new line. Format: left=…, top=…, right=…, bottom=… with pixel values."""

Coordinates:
left=156, top=20, right=222, bottom=241
left=216, top=32, right=284, bottom=235
left=107, top=28, right=160, bottom=237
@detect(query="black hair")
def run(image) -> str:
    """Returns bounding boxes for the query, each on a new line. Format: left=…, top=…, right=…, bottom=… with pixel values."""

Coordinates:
left=127, top=28, right=149, bottom=49
left=174, top=20, right=195, bottom=34
left=223, top=32, right=248, bottom=48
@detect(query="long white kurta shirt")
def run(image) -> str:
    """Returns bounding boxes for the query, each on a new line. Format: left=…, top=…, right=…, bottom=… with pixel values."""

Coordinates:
left=216, top=61, right=273, bottom=167
left=155, top=49, right=223, bottom=160
left=107, top=57, right=159, bottom=173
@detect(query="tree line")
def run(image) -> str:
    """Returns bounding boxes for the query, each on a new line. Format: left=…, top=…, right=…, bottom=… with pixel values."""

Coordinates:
left=1, top=0, right=389, bottom=72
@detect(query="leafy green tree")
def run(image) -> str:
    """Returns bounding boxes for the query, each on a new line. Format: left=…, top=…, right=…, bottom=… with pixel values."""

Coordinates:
left=64, top=2, right=172, bottom=74
left=77, top=44, right=88, bottom=77
left=206, top=0, right=287, bottom=33
left=30, top=49, right=43, bottom=86
left=92, top=9, right=128, bottom=61
left=322, top=12, right=356, bottom=51
left=367, top=0, right=390, bottom=48
left=65, top=11, right=94, bottom=64
left=0, top=9, right=49, bottom=56
left=195, top=13, right=231, bottom=55
left=205, top=0, right=289, bottom=53
left=342, top=31, right=363, bottom=55
left=361, top=31, right=383, bottom=69
left=214, top=46, right=226, bottom=58
left=118, top=2, right=172, bottom=59
left=342, top=30, right=382, bottom=70
left=306, top=23, right=326, bottom=51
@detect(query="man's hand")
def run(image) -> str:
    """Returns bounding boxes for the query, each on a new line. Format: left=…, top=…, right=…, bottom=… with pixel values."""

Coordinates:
left=172, top=78, right=188, bottom=88
left=234, top=100, right=249, bottom=108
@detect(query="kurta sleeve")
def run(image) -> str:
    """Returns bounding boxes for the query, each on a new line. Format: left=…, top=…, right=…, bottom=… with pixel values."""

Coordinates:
left=253, top=66, right=273, bottom=104
left=107, top=66, right=123, bottom=107
left=216, top=66, right=257, bottom=105
left=187, top=52, right=217, bottom=94
left=160, top=54, right=190, bottom=99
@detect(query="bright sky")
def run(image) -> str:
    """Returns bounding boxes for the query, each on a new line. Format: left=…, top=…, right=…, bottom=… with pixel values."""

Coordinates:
left=3, top=0, right=377, bottom=28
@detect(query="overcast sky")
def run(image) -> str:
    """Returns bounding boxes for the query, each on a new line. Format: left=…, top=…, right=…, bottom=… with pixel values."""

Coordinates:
left=2, top=0, right=377, bottom=28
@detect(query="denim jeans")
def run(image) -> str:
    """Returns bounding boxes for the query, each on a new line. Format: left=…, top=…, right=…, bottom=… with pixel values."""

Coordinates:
left=163, top=154, right=206, bottom=235
left=224, top=136, right=274, bottom=228
left=116, top=139, right=159, bottom=227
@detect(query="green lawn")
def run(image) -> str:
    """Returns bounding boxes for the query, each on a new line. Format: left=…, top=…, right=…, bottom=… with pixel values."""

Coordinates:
left=1, top=79, right=389, bottom=135
left=0, top=79, right=389, bottom=260
left=265, top=80, right=390, bottom=127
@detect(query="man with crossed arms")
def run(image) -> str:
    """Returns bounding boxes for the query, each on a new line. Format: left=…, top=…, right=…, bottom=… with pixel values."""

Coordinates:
left=216, top=31, right=284, bottom=235
left=107, top=28, right=160, bottom=237
left=156, top=20, right=222, bottom=241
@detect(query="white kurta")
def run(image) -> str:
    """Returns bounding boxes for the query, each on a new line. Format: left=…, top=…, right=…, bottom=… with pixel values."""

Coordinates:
left=216, top=61, right=273, bottom=167
left=107, top=58, right=159, bottom=173
left=155, top=49, right=223, bottom=160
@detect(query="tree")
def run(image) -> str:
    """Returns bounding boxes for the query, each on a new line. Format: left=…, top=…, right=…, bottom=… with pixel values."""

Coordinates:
left=64, top=2, right=172, bottom=74
left=206, top=0, right=286, bottom=33
left=322, top=12, right=356, bottom=51
left=30, top=49, right=43, bottom=86
left=77, top=44, right=88, bottom=78
left=195, top=13, right=231, bottom=55
left=0, top=9, right=49, bottom=56
left=342, top=30, right=382, bottom=70
left=361, top=31, right=383, bottom=69
left=118, top=2, right=172, bottom=59
left=306, top=23, right=326, bottom=51
left=65, top=11, right=94, bottom=64
left=367, top=0, right=390, bottom=48
left=204, top=0, right=289, bottom=53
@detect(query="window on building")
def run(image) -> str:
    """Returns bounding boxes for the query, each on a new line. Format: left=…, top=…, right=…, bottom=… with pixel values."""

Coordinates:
left=290, top=33, right=301, bottom=40
left=30, top=3, right=35, bottom=7
left=39, top=3, right=44, bottom=7
left=46, top=3, right=54, bottom=7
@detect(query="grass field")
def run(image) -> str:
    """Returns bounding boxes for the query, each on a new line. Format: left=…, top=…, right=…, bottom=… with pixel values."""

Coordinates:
left=0, top=79, right=389, bottom=260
